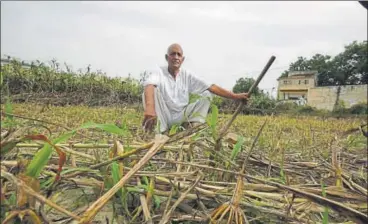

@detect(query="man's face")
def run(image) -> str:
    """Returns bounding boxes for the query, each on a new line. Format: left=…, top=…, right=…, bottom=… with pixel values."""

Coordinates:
left=166, top=45, right=185, bottom=69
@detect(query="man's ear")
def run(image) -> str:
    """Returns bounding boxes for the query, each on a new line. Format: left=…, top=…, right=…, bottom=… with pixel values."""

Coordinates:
left=165, top=54, right=168, bottom=62
left=182, top=56, right=185, bottom=63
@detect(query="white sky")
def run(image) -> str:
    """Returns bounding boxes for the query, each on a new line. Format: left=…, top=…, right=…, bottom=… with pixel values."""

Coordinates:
left=1, top=1, right=367, bottom=97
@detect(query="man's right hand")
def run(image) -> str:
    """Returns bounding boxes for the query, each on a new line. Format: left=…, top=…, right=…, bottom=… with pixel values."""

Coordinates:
left=142, top=111, right=157, bottom=132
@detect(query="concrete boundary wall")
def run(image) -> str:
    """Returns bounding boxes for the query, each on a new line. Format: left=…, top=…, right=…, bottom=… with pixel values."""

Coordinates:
left=307, top=84, right=367, bottom=111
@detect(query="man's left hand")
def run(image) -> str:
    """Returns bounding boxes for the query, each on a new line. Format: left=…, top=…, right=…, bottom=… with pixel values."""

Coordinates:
left=234, top=93, right=249, bottom=103
left=142, top=113, right=157, bottom=132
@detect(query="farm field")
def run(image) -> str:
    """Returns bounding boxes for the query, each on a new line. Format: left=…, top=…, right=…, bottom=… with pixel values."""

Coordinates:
left=1, top=102, right=367, bottom=224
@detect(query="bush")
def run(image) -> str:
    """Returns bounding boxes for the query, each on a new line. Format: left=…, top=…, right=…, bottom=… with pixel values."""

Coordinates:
left=348, top=103, right=368, bottom=115
left=212, top=96, right=225, bottom=108
left=0, top=58, right=144, bottom=106
left=243, top=94, right=277, bottom=115
left=333, top=100, right=349, bottom=115
left=249, top=94, right=277, bottom=110
left=297, top=105, right=316, bottom=114
left=275, top=101, right=299, bottom=111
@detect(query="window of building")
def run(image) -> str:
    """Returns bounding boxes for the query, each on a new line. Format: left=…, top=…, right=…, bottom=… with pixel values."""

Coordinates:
left=283, top=80, right=288, bottom=84
left=298, top=80, right=301, bottom=84
left=304, top=80, right=309, bottom=84
left=289, top=96, right=299, bottom=100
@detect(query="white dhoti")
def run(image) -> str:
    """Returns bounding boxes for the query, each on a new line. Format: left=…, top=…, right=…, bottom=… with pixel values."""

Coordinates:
left=143, top=88, right=212, bottom=133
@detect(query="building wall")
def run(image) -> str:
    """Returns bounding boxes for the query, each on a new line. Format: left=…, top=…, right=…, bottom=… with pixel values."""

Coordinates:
left=278, top=90, right=307, bottom=100
left=277, top=76, right=316, bottom=100
left=278, top=76, right=316, bottom=89
left=307, top=84, right=368, bottom=111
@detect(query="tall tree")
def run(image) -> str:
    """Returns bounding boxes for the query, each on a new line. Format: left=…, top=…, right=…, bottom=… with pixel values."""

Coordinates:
left=279, top=55, right=332, bottom=81
left=330, top=41, right=368, bottom=110
left=330, top=41, right=368, bottom=85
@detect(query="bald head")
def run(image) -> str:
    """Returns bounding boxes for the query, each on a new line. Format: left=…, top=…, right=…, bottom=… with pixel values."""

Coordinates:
left=167, top=43, right=183, bottom=55
left=165, top=43, right=185, bottom=71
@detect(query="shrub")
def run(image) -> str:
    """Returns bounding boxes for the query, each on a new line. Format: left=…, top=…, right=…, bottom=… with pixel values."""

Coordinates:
left=212, top=96, right=225, bottom=108
left=0, top=58, right=144, bottom=106
left=275, top=101, right=299, bottom=111
left=333, top=100, right=349, bottom=115
left=348, top=103, right=368, bottom=115
left=249, top=94, right=277, bottom=110
left=297, top=105, right=317, bottom=114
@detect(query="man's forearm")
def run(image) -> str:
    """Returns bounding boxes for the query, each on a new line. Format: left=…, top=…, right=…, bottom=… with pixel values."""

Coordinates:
left=208, top=84, right=237, bottom=100
left=144, top=85, right=156, bottom=115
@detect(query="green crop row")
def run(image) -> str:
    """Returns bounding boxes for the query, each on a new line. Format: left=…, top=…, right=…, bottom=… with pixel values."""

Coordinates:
left=0, top=58, right=144, bottom=106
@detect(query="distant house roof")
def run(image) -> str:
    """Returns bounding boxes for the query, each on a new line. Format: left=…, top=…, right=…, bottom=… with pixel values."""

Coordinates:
left=277, top=70, right=318, bottom=80
left=288, top=70, right=318, bottom=77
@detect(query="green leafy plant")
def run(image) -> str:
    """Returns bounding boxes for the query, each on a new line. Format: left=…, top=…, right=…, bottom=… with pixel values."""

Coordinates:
left=230, top=135, right=245, bottom=161
left=321, top=181, right=329, bottom=224
left=2, top=98, right=17, bottom=129
left=26, top=122, right=128, bottom=179
left=169, top=124, right=180, bottom=135
left=189, top=93, right=201, bottom=104
left=111, top=161, right=130, bottom=216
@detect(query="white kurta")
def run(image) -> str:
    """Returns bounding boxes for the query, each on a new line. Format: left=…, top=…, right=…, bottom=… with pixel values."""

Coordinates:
left=142, top=66, right=213, bottom=132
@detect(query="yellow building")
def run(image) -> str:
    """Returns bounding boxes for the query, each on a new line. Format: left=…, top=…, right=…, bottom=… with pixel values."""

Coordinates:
left=277, top=70, right=318, bottom=102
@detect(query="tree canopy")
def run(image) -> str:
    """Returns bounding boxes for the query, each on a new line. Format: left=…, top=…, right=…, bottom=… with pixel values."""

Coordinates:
left=232, top=77, right=261, bottom=96
left=279, top=41, right=367, bottom=86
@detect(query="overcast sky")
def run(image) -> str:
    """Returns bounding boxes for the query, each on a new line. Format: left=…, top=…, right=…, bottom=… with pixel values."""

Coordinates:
left=1, top=1, right=367, bottom=96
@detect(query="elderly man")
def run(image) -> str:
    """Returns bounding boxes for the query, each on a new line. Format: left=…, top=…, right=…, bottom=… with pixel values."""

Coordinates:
left=142, top=43, right=248, bottom=133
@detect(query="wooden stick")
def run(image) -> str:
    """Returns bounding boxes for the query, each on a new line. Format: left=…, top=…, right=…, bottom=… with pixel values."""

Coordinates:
left=159, top=173, right=203, bottom=224
left=217, top=56, right=276, bottom=142
left=78, top=134, right=169, bottom=223
left=137, top=177, right=153, bottom=224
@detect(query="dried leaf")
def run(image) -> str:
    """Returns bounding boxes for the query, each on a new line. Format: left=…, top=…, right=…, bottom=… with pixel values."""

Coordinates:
left=2, top=211, right=20, bottom=224
left=17, top=174, right=40, bottom=208
left=25, top=209, right=42, bottom=224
